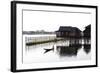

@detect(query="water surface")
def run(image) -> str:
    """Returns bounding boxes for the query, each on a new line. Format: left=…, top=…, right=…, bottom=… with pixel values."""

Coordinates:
left=24, top=38, right=91, bottom=64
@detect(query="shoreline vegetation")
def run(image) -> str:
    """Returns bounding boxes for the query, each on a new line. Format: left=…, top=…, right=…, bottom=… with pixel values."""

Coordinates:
left=26, top=38, right=64, bottom=46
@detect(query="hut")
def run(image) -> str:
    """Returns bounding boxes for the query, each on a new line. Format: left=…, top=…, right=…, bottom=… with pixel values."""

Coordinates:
left=56, top=26, right=82, bottom=38
left=83, top=25, right=91, bottom=38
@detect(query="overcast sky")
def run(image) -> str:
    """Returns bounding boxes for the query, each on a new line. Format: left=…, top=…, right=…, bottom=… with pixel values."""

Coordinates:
left=23, top=10, right=91, bottom=32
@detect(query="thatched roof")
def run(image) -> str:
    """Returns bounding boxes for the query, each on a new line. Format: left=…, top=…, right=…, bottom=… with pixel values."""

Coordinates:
left=56, top=26, right=81, bottom=33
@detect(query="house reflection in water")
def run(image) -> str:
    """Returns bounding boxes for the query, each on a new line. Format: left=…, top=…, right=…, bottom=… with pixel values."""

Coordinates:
left=56, top=44, right=91, bottom=57
left=83, top=44, right=91, bottom=54
left=56, top=44, right=82, bottom=57
left=56, top=39, right=91, bottom=57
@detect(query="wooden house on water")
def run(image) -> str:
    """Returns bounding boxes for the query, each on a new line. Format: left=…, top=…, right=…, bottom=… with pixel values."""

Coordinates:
left=83, top=25, right=91, bottom=38
left=56, top=26, right=82, bottom=38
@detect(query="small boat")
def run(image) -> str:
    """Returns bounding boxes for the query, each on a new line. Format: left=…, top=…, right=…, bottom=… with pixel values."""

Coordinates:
left=44, top=46, right=54, bottom=54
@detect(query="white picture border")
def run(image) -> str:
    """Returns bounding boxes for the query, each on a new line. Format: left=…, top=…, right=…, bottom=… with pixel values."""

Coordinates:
left=15, top=2, right=97, bottom=70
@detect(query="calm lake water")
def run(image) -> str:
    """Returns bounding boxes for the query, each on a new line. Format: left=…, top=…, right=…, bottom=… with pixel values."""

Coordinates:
left=24, top=37, right=91, bottom=64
